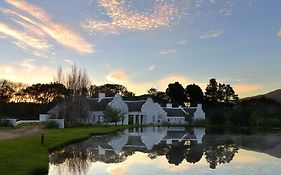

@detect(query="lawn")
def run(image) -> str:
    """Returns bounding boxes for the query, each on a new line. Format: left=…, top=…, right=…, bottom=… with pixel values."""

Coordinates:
left=0, top=125, right=131, bottom=175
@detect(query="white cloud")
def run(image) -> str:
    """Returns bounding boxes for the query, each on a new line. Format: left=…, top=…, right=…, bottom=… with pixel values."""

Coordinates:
left=159, top=49, right=177, bottom=55
left=199, top=30, right=224, bottom=39
left=147, top=65, right=155, bottom=71
left=63, top=59, right=74, bottom=65
left=82, top=0, right=179, bottom=35
left=277, top=29, right=281, bottom=37
left=178, top=40, right=188, bottom=45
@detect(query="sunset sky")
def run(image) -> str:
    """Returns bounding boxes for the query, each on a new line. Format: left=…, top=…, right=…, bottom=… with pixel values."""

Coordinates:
left=0, top=0, right=281, bottom=97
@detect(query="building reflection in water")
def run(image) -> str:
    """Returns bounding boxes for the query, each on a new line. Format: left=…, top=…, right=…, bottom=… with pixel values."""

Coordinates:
left=49, top=127, right=239, bottom=174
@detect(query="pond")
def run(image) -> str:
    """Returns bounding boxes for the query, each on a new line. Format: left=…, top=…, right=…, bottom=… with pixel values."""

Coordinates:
left=48, top=127, right=281, bottom=175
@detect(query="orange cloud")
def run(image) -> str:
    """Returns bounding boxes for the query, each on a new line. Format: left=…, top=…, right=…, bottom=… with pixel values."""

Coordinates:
left=0, top=22, right=51, bottom=55
left=107, top=166, right=129, bottom=175
left=82, top=0, right=178, bottom=34
left=106, top=70, right=128, bottom=83
left=4, top=0, right=94, bottom=54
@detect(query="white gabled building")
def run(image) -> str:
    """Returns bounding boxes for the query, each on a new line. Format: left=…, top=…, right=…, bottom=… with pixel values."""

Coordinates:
left=48, top=93, right=205, bottom=125
left=88, top=93, right=205, bottom=125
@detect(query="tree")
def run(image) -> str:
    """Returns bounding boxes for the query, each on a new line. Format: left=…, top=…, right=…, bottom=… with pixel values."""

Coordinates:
left=205, top=78, right=219, bottom=105
left=20, top=83, right=68, bottom=104
left=60, top=97, right=91, bottom=125
left=205, top=78, right=238, bottom=106
left=147, top=88, right=169, bottom=106
left=166, top=82, right=186, bottom=107
left=90, top=84, right=135, bottom=99
left=65, top=64, right=91, bottom=97
left=103, top=106, right=124, bottom=125
left=185, top=84, right=204, bottom=107
left=147, top=88, right=158, bottom=96
left=0, top=80, right=15, bottom=103
left=54, top=66, right=64, bottom=84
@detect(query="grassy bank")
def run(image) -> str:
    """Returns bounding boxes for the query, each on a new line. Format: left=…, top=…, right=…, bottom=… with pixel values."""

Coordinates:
left=0, top=125, right=131, bottom=175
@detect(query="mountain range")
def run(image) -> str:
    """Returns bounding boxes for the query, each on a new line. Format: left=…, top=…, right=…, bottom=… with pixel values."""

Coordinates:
left=243, top=89, right=281, bottom=104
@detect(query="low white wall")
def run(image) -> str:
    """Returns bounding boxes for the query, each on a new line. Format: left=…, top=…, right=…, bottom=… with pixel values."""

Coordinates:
left=16, top=120, right=41, bottom=125
left=39, top=114, right=50, bottom=122
left=46, top=119, right=64, bottom=129
left=8, top=119, right=17, bottom=127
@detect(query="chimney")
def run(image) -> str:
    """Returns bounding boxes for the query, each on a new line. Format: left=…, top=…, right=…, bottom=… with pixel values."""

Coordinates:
left=98, top=93, right=105, bottom=101
left=166, top=103, right=172, bottom=108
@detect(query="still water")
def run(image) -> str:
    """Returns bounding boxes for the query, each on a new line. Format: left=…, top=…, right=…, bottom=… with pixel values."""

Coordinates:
left=49, top=127, right=281, bottom=175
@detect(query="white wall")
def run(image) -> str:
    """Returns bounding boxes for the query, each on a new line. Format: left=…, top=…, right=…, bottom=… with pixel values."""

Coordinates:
left=194, top=104, right=205, bottom=121
left=39, top=114, right=50, bottom=122
left=141, top=98, right=165, bottom=124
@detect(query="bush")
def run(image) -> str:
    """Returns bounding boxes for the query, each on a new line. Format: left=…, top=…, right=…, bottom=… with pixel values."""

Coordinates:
left=45, top=121, right=59, bottom=129
left=30, top=167, right=48, bottom=175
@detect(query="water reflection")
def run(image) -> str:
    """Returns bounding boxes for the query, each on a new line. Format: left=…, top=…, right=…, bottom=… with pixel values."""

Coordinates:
left=49, top=127, right=281, bottom=175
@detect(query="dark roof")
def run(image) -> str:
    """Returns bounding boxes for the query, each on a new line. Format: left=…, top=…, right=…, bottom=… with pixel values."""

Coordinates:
left=90, top=97, right=113, bottom=111
left=163, top=108, right=188, bottom=117
left=125, top=100, right=146, bottom=112
left=183, top=107, right=196, bottom=117
left=163, top=131, right=187, bottom=139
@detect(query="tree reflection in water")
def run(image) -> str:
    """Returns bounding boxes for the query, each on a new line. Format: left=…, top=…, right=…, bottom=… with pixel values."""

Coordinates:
left=49, top=127, right=239, bottom=175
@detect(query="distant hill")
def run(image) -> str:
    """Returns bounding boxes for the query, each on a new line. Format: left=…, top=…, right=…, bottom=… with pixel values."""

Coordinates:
left=242, top=89, right=281, bottom=103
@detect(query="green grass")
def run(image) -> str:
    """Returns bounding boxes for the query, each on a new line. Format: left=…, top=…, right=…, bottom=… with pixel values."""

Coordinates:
left=0, top=125, right=132, bottom=175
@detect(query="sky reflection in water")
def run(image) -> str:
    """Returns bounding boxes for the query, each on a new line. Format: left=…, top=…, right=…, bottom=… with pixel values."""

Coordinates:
left=48, top=127, right=281, bottom=175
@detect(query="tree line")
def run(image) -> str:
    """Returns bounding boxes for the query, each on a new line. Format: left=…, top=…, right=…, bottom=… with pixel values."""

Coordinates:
left=0, top=65, right=239, bottom=122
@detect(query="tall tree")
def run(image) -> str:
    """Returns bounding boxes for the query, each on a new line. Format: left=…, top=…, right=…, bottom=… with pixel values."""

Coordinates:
left=166, top=82, right=186, bottom=107
left=65, top=64, right=91, bottom=97
left=205, top=78, right=219, bottom=104
left=205, top=78, right=238, bottom=106
left=185, top=84, right=204, bottom=106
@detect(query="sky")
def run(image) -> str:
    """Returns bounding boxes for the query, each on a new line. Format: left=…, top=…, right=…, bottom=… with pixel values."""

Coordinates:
left=0, top=0, right=281, bottom=98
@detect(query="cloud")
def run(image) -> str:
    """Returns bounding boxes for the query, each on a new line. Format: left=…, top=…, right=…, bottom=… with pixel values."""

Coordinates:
left=0, top=22, right=52, bottom=56
left=159, top=49, right=177, bottom=55
left=3, top=0, right=94, bottom=54
left=277, top=29, right=281, bottom=37
left=0, top=60, right=55, bottom=84
left=82, top=0, right=178, bottom=35
left=233, top=84, right=261, bottom=92
left=147, top=65, right=155, bottom=71
left=106, top=70, right=128, bottom=83
left=107, top=166, right=129, bottom=175
left=199, top=30, right=223, bottom=39
left=63, top=59, right=74, bottom=65
left=178, top=40, right=188, bottom=45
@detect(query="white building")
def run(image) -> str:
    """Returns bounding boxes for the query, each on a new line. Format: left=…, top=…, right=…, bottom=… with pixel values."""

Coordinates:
left=48, top=93, right=205, bottom=125
left=88, top=93, right=205, bottom=125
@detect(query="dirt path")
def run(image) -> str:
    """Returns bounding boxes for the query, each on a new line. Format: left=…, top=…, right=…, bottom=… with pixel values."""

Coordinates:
left=0, top=124, right=43, bottom=141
